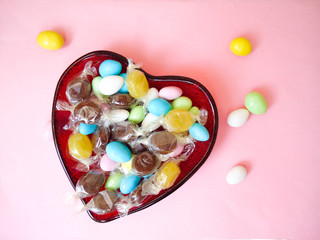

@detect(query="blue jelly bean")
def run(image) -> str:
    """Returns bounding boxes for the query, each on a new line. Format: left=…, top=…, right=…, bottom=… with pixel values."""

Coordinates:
left=120, top=175, right=141, bottom=194
left=99, top=60, right=122, bottom=77
left=118, top=73, right=129, bottom=93
left=188, top=123, right=210, bottom=141
left=147, top=98, right=172, bottom=116
left=106, top=141, right=132, bottom=163
left=79, top=123, right=97, bottom=135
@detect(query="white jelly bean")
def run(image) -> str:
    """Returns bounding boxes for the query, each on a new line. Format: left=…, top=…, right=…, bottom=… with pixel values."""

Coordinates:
left=141, top=113, right=162, bottom=132
left=226, top=165, right=247, bottom=184
left=227, top=108, right=249, bottom=127
left=105, top=109, right=129, bottom=123
left=99, top=75, right=124, bottom=95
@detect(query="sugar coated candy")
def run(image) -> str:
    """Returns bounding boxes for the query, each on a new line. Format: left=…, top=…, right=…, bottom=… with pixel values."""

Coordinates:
left=120, top=175, right=141, bottom=194
left=126, top=70, right=149, bottom=98
left=244, top=91, right=267, bottom=115
left=79, top=123, right=97, bottom=135
left=68, top=133, right=93, bottom=160
left=189, top=123, right=209, bottom=141
left=99, top=75, right=124, bottom=95
left=99, top=60, right=122, bottom=77
left=105, top=172, right=123, bottom=190
left=159, top=86, right=182, bottom=100
left=37, top=31, right=64, bottom=50
left=172, top=96, right=192, bottom=110
left=164, top=109, right=195, bottom=132
left=106, top=141, right=132, bottom=163
left=147, top=98, right=172, bottom=116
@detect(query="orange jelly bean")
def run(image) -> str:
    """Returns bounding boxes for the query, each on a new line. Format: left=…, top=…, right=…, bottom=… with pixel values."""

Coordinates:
left=155, top=161, right=181, bottom=189
left=126, top=70, right=149, bottom=98
left=164, top=109, right=195, bottom=132
left=68, top=133, right=93, bottom=160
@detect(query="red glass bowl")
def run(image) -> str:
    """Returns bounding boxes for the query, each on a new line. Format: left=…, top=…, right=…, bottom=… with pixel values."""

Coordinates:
left=52, top=50, right=219, bottom=223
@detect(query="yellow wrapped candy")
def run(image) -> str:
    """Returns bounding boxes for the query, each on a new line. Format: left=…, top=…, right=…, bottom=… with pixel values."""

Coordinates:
left=164, top=109, right=195, bottom=133
left=68, top=133, right=93, bottom=160
left=126, top=70, right=149, bottom=98
left=155, top=161, right=181, bottom=189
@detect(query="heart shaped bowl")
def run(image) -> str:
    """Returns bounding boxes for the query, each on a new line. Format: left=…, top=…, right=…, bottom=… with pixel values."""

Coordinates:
left=52, top=50, right=219, bottom=223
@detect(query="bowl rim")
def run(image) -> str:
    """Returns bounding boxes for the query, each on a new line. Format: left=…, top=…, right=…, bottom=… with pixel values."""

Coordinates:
left=51, top=50, right=219, bottom=223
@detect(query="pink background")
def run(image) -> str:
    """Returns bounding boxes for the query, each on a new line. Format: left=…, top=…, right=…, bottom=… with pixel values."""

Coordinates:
left=1, top=0, right=319, bottom=239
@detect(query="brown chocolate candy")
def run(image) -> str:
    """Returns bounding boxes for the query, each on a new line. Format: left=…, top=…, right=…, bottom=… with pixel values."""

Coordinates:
left=111, top=122, right=137, bottom=142
left=73, top=100, right=102, bottom=124
left=76, top=170, right=106, bottom=198
left=130, top=140, right=147, bottom=154
left=132, top=151, right=160, bottom=176
left=91, top=190, right=117, bottom=213
left=91, top=126, right=110, bottom=153
left=149, top=131, right=178, bottom=154
left=130, top=185, right=147, bottom=205
left=109, top=94, right=136, bottom=109
left=66, top=79, right=91, bottom=104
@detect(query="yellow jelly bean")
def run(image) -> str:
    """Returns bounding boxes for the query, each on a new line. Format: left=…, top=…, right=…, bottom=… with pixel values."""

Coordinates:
left=230, top=37, right=252, bottom=56
left=37, top=31, right=64, bottom=50
left=126, top=70, right=149, bottom=98
left=121, top=155, right=134, bottom=172
left=164, top=109, right=195, bottom=132
left=155, top=161, right=181, bottom=189
left=68, top=133, right=93, bottom=160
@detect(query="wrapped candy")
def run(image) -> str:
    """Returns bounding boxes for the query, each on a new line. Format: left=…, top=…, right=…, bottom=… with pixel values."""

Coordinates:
left=76, top=169, right=106, bottom=198
left=82, top=190, right=118, bottom=215
left=65, top=61, right=97, bottom=104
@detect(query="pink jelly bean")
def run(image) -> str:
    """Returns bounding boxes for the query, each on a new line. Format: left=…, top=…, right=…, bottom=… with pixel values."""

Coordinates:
left=159, top=86, right=183, bottom=100
left=168, top=143, right=184, bottom=157
left=100, top=153, right=119, bottom=171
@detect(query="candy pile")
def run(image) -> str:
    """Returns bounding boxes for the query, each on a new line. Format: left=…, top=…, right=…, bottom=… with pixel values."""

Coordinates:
left=56, top=59, right=210, bottom=216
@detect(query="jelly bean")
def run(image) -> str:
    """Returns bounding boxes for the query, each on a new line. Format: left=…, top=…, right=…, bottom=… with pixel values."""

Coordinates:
left=227, top=108, right=250, bottom=127
left=155, top=161, right=180, bottom=189
left=164, top=109, right=195, bottom=132
left=149, top=131, right=177, bottom=154
left=79, top=123, right=97, bottom=135
left=147, top=98, right=172, bottom=116
left=68, top=133, right=93, bottom=159
left=141, top=113, right=162, bottom=132
left=168, top=143, right=184, bottom=157
left=99, top=75, right=124, bottom=95
left=144, top=88, right=159, bottom=104
left=226, top=165, right=247, bottom=184
left=126, top=70, right=149, bottom=98
left=159, top=86, right=182, bottom=100
left=244, top=91, right=267, bottom=114
left=118, top=73, right=129, bottom=93
left=92, top=76, right=104, bottom=97
left=104, top=109, right=129, bottom=123
left=120, top=175, right=141, bottom=194
left=172, top=96, right=192, bottom=110
left=189, top=106, right=199, bottom=116
left=106, top=141, right=132, bottom=163
left=100, top=153, right=119, bottom=171
left=128, top=106, right=146, bottom=124
left=188, top=123, right=209, bottom=141
left=37, top=31, right=64, bottom=50
left=121, top=155, right=134, bottom=173
left=230, top=37, right=252, bottom=56
left=105, top=172, right=123, bottom=190
left=66, top=79, right=91, bottom=103
left=132, top=151, right=160, bottom=176
left=99, top=60, right=122, bottom=77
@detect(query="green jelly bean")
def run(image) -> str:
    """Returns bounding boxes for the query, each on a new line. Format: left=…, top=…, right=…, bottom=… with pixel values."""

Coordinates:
left=244, top=91, right=268, bottom=115
left=92, top=76, right=103, bottom=97
left=128, top=106, right=146, bottom=124
left=189, top=106, right=199, bottom=116
left=172, top=96, right=192, bottom=110
left=105, top=172, right=123, bottom=190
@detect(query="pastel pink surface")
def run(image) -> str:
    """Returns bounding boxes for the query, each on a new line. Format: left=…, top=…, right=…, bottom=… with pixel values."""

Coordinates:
left=100, top=154, right=118, bottom=172
left=0, top=0, right=320, bottom=240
